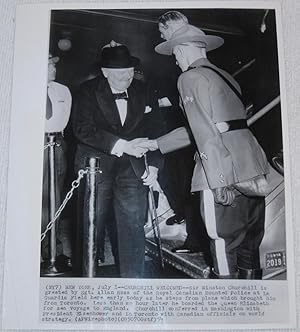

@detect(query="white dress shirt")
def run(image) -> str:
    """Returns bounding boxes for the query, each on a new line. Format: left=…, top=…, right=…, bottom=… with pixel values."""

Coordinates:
left=45, top=81, right=72, bottom=133
left=110, top=88, right=128, bottom=156
left=111, top=87, right=128, bottom=125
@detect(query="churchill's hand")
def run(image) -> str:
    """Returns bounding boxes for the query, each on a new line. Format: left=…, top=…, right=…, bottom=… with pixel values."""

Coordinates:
left=134, top=139, right=159, bottom=152
left=123, top=138, right=149, bottom=158
left=212, top=186, right=236, bottom=206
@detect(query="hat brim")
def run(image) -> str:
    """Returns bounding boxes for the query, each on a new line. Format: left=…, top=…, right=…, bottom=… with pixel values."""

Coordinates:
left=99, top=56, right=140, bottom=69
left=155, top=35, right=224, bottom=55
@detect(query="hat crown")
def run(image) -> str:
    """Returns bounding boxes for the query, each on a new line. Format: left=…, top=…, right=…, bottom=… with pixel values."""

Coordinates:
left=100, top=44, right=139, bottom=68
left=155, top=24, right=224, bottom=55
left=171, top=24, right=207, bottom=43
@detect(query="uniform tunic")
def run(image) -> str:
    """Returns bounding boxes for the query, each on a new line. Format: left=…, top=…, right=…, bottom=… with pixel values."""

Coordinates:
left=157, top=58, right=269, bottom=277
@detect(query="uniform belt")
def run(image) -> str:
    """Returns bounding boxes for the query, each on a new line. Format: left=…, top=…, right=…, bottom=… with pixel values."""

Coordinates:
left=216, top=119, right=248, bottom=133
left=45, top=131, right=64, bottom=137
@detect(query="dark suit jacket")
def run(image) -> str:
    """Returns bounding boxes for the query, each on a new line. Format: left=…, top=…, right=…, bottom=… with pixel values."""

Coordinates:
left=72, top=75, right=163, bottom=178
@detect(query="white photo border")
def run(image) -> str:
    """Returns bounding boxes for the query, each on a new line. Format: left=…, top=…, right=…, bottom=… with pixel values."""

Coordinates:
left=2, top=0, right=296, bottom=330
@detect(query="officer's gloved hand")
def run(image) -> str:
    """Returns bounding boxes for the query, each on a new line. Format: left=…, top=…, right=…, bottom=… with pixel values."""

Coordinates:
left=213, top=186, right=236, bottom=206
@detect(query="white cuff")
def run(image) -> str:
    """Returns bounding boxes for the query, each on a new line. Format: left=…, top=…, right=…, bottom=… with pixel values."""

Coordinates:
left=158, top=97, right=172, bottom=108
left=111, top=139, right=126, bottom=157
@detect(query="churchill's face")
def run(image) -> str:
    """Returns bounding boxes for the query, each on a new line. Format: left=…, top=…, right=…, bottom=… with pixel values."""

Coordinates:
left=101, top=67, right=135, bottom=91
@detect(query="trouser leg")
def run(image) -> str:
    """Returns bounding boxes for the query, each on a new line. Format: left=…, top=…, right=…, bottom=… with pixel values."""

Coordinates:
left=185, top=192, right=211, bottom=253
left=200, top=190, right=250, bottom=278
left=105, top=209, right=119, bottom=265
left=113, top=160, right=148, bottom=278
left=159, top=154, right=184, bottom=218
left=82, top=176, right=113, bottom=276
left=96, top=180, right=114, bottom=264
left=237, top=196, right=265, bottom=279
left=55, top=139, right=70, bottom=257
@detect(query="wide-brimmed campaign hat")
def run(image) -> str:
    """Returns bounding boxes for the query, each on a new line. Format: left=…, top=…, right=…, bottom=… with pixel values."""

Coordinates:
left=155, top=24, right=224, bottom=55
left=99, top=41, right=140, bottom=68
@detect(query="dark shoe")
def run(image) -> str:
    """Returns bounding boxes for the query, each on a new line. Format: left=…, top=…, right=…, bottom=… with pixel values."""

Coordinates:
left=166, top=215, right=185, bottom=225
left=56, top=254, right=72, bottom=268
left=171, top=245, right=202, bottom=254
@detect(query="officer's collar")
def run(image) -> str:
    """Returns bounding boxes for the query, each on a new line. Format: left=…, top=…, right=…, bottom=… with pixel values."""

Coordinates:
left=187, top=58, right=212, bottom=71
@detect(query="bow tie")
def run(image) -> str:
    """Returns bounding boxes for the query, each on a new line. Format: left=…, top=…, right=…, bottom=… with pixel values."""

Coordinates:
left=113, top=92, right=128, bottom=100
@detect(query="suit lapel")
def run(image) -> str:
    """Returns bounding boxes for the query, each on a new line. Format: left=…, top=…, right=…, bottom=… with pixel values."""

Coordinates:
left=94, top=77, right=144, bottom=133
left=95, top=78, right=122, bottom=129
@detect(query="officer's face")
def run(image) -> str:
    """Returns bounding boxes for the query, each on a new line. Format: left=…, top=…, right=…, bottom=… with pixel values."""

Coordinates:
left=158, top=23, right=174, bottom=41
left=48, top=62, right=56, bottom=82
left=173, top=45, right=189, bottom=72
left=102, top=67, right=134, bottom=91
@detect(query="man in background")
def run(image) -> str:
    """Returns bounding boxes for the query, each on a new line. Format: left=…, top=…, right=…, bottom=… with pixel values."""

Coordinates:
left=158, top=10, right=188, bottom=41
left=41, top=54, right=72, bottom=268
left=156, top=11, right=210, bottom=255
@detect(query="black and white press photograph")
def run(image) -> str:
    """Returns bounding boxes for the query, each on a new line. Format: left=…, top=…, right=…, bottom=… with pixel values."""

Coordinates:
left=39, top=7, right=286, bottom=281
left=2, top=1, right=299, bottom=329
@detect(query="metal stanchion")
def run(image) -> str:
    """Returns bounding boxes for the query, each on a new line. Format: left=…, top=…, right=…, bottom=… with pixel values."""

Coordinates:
left=82, top=157, right=101, bottom=277
left=41, top=134, right=71, bottom=276
left=49, top=135, right=57, bottom=266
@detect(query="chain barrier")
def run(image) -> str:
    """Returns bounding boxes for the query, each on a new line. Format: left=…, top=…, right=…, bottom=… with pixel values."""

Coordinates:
left=40, top=169, right=88, bottom=242
left=44, top=142, right=61, bottom=150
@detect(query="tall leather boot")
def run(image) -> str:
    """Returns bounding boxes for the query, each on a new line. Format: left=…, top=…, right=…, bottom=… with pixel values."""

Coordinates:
left=238, top=267, right=263, bottom=280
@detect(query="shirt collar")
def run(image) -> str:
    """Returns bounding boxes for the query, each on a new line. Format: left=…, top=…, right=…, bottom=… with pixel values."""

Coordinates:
left=110, top=87, right=128, bottom=96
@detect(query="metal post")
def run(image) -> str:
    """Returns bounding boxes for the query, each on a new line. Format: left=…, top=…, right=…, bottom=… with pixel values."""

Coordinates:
left=40, top=134, right=72, bottom=276
left=48, top=135, right=57, bottom=265
left=82, top=157, right=101, bottom=277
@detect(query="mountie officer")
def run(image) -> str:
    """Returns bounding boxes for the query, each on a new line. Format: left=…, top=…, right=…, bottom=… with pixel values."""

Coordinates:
left=138, top=21, right=269, bottom=279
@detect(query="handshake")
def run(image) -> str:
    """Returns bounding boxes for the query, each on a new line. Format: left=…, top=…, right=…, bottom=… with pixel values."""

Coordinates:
left=123, top=138, right=159, bottom=158
left=122, top=138, right=160, bottom=188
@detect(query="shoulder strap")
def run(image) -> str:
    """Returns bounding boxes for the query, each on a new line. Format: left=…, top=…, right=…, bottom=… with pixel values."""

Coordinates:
left=200, top=65, right=244, bottom=106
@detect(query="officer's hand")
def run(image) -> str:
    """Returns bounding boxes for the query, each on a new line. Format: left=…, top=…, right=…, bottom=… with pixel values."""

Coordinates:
left=213, top=187, right=235, bottom=206
left=123, top=139, right=148, bottom=158
left=141, top=166, right=158, bottom=187
left=135, top=139, right=159, bottom=152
